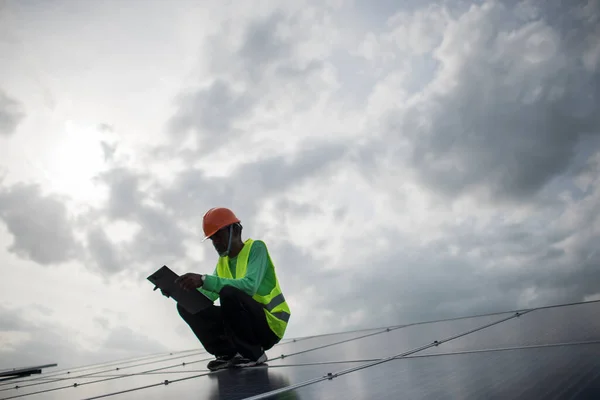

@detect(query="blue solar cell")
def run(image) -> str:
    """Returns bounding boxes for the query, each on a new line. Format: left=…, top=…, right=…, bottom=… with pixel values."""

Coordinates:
left=265, top=312, right=515, bottom=366
left=0, top=372, right=201, bottom=400
left=283, top=343, right=600, bottom=400
left=418, top=301, right=600, bottom=356
left=103, top=363, right=357, bottom=400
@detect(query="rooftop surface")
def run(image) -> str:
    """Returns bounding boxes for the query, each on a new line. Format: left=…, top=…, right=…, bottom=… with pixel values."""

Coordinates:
left=2, top=300, right=599, bottom=399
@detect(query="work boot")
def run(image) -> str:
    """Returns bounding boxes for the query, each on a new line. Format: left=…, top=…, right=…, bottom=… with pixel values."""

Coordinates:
left=228, top=351, right=268, bottom=368
left=207, top=354, right=235, bottom=371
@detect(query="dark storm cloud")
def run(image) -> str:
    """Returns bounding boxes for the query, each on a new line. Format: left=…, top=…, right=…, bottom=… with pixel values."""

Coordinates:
left=0, top=183, right=82, bottom=265
left=368, top=0, right=600, bottom=203
left=0, top=90, right=25, bottom=136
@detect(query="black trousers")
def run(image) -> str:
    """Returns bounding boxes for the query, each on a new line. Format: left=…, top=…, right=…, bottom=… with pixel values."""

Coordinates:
left=177, top=285, right=280, bottom=361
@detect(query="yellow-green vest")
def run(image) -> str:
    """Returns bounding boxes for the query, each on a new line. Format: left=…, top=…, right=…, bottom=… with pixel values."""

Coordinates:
left=216, top=239, right=290, bottom=339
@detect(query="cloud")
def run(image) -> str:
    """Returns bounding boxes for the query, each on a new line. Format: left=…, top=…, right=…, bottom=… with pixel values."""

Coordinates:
left=168, top=79, right=256, bottom=152
left=86, top=226, right=125, bottom=274
left=102, top=326, right=169, bottom=356
left=0, top=305, right=168, bottom=370
left=100, top=140, right=117, bottom=162
left=81, top=167, right=190, bottom=275
left=357, top=0, right=600, bottom=203
left=326, top=147, right=600, bottom=329
left=157, top=140, right=349, bottom=231
left=166, top=5, right=341, bottom=157
left=1, top=0, right=599, bottom=372
left=0, top=90, right=25, bottom=137
left=78, top=137, right=348, bottom=278
left=0, top=183, right=83, bottom=265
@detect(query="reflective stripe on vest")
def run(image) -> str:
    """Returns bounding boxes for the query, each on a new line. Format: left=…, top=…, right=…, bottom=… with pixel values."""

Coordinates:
left=215, top=239, right=290, bottom=337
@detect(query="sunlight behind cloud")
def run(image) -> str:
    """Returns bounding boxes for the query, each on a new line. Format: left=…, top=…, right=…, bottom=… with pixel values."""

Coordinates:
left=43, top=120, right=107, bottom=206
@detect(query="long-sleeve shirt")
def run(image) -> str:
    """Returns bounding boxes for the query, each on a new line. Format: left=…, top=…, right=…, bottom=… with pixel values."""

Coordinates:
left=198, top=240, right=273, bottom=301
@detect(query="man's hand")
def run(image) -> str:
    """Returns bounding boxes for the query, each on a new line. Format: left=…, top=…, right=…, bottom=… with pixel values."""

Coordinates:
left=175, top=273, right=204, bottom=291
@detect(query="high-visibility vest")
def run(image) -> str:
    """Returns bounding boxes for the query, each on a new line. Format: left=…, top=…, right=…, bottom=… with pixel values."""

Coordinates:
left=215, top=238, right=291, bottom=339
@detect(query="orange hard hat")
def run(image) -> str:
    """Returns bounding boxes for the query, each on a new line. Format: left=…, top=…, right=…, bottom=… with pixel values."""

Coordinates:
left=202, top=207, right=240, bottom=240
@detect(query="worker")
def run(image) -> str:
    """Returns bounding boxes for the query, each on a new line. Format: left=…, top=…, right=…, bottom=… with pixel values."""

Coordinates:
left=172, top=207, right=291, bottom=371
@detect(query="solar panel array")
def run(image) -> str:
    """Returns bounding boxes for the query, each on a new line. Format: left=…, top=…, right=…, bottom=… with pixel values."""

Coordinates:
left=2, top=300, right=599, bottom=399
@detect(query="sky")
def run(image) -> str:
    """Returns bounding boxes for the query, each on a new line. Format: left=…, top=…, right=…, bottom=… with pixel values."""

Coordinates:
left=0, top=0, right=599, bottom=371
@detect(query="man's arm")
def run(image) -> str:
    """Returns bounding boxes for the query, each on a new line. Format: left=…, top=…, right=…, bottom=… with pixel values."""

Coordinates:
left=196, top=265, right=220, bottom=301
left=201, top=240, right=269, bottom=297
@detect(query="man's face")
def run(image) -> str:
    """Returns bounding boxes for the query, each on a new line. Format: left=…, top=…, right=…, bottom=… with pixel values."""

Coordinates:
left=209, top=226, right=231, bottom=255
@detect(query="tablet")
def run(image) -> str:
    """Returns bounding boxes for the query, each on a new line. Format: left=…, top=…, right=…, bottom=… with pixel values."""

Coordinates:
left=147, top=265, right=214, bottom=314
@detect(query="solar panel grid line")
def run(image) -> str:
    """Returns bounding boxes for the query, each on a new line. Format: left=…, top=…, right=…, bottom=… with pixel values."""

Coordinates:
left=240, top=310, right=529, bottom=400
left=244, top=339, right=600, bottom=369
left=1, top=366, right=208, bottom=400
left=275, top=327, right=401, bottom=359
left=354, top=311, right=532, bottom=373
left=14, top=349, right=193, bottom=378
left=80, top=371, right=209, bottom=378
left=0, top=349, right=200, bottom=387
left=420, top=309, right=534, bottom=349
left=404, top=339, right=600, bottom=359
left=79, top=380, right=167, bottom=400
left=0, top=353, right=219, bottom=400
left=0, top=350, right=210, bottom=393
left=0, top=326, right=400, bottom=399
left=0, top=332, right=316, bottom=389
left=78, top=367, right=234, bottom=400
left=272, top=297, right=599, bottom=343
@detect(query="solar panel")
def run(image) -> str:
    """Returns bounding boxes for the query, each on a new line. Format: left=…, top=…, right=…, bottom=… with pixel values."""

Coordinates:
left=264, top=312, right=516, bottom=366
left=0, top=364, right=57, bottom=382
left=417, top=300, right=600, bottom=356
left=283, top=344, right=600, bottom=400
left=1, top=300, right=598, bottom=400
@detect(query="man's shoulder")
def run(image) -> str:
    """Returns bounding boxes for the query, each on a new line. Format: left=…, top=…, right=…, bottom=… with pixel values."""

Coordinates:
left=250, top=239, right=267, bottom=250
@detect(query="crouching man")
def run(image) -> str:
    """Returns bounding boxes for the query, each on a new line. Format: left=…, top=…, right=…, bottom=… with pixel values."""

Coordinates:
left=173, top=207, right=291, bottom=371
